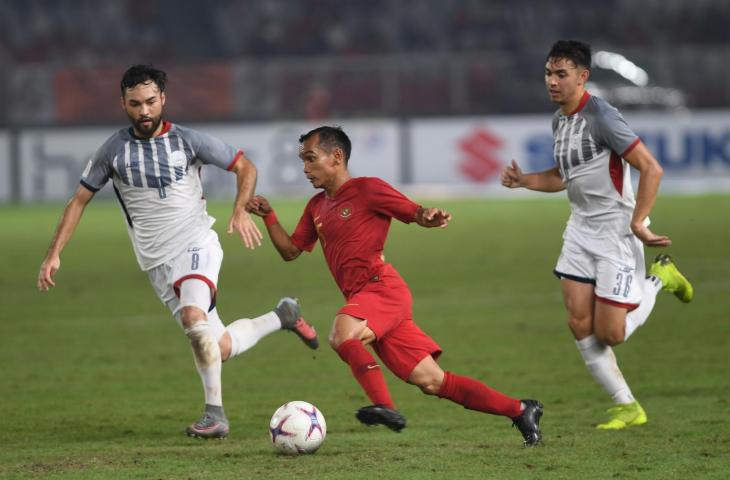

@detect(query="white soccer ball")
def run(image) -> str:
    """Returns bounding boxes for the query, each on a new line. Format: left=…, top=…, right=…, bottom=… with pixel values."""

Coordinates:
left=269, top=401, right=327, bottom=454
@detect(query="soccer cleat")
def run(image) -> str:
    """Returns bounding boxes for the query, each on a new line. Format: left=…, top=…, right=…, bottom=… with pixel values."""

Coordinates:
left=596, top=401, right=647, bottom=430
left=511, top=399, right=543, bottom=447
left=185, top=409, right=230, bottom=439
left=275, top=297, right=319, bottom=349
left=356, top=405, right=407, bottom=433
left=649, top=254, right=694, bottom=303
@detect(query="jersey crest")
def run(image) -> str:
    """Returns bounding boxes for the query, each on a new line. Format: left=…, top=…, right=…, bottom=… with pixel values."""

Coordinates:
left=338, top=202, right=354, bottom=220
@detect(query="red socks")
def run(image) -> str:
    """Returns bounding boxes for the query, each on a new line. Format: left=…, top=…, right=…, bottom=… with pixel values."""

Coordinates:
left=334, top=341, right=520, bottom=418
left=335, top=339, right=394, bottom=409
left=437, top=371, right=522, bottom=418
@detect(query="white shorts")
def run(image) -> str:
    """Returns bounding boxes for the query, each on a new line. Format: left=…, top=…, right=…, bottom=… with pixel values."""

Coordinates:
left=554, top=224, right=645, bottom=309
left=147, top=230, right=223, bottom=316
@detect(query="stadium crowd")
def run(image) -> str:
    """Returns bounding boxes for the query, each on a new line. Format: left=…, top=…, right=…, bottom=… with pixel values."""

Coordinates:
left=0, top=0, right=728, bottom=123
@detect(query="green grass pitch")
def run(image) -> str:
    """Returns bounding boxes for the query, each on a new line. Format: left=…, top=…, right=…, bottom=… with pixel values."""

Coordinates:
left=1, top=195, right=729, bottom=479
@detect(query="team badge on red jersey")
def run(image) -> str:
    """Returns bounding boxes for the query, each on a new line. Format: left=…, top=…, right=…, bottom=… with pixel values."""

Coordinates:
left=338, top=202, right=354, bottom=219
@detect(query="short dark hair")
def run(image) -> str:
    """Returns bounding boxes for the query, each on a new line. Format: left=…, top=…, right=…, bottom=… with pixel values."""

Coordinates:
left=299, top=126, right=352, bottom=164
left=547, top=40, right=591, bottom=69
left=120, top=64, right=167, bottom=96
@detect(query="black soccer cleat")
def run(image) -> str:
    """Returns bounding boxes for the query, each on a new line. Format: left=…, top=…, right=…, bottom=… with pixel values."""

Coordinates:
left=356, top=405, right=407, bottom=433
left=511, top=399, right=543, bottom=447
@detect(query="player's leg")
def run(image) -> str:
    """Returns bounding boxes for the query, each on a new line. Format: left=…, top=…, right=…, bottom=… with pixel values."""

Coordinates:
left=167, top=233, right=229, bottom=438
left=222, top=298, right=318, bottom=361
left=329, top=313, right=396, bottom=411
left=563, top=279, right=644, bottom=427
left=335, top=272, right=414, bottom=431
left=408, top=355, right=542, bottom=446
left=178, top=279, right=228, bottom=439
left=623, top=276, right=662, bottom=341
left=611, top=235, right=662, bottom=341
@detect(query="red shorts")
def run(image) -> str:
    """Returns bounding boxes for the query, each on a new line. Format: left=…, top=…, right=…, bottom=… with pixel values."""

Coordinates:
left=338, top=264, right=442, bottom=381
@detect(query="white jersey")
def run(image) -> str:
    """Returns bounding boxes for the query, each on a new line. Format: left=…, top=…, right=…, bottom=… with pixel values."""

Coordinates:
left=552, top=92, right=640, bottom=235
left=80, top=122, right=241, bottom=271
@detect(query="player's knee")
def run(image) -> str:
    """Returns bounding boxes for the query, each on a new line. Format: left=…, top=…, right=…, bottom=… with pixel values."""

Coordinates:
left=414, top=375, right=443, bottom=396
left=328, top=331, right=361, bottom=350
left=567, top=315, right=592, bottom=339
left=595, top=329, right=624, bottom=346
left=409, top=368, right=444, bottom=395
left=328, top=320, right=374, bottom=350
left=218, top=333, right=232, bottom=362
left=180, top=306, right=207, bottom=329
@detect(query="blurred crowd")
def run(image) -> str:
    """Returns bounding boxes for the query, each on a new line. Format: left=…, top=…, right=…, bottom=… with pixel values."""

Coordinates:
left=0, top=0, right=728, bottom=123
left=2, top=0, right=728, bottom=63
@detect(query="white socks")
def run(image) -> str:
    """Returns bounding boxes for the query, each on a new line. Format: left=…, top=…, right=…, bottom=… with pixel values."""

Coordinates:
left=179, top=296, right=283, bottom=408
left=225, top=311, right=282, bottom=359
left=624, top=275, right=663, bottom=341
left=576, top=334, right=634, bottom=404
left=185, top=322, right=223, bottom=407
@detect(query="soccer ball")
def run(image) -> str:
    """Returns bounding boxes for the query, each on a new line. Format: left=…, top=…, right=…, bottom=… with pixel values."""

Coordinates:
left=269, top=401, right=327, bottom=454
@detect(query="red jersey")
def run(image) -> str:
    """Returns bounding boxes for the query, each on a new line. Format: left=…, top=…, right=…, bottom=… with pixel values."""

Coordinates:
left=291, top=177, right=420, bottom=299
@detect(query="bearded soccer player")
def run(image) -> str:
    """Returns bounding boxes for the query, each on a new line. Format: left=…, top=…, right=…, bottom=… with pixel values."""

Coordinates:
left=37, top=65, right=319, bottom=439
left=246, top=126, right=543, bottom=446
left=501, top=40, right=693, bottom=429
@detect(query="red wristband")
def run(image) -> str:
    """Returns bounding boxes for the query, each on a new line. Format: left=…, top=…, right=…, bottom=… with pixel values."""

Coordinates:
left=263, top=211, right=278, bottom=227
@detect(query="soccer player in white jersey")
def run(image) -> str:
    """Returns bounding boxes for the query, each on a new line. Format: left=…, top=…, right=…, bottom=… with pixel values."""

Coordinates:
left=37, top=65, right=319, bottom=439
left=501, top=41, right=693, bottom=429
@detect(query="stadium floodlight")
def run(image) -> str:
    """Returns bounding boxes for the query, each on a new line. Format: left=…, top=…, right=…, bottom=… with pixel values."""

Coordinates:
left=593, top=50, right=649, bottom=86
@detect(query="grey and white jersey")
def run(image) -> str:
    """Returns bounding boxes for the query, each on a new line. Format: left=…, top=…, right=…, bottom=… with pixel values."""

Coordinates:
left=80, top=122, right=242, bottom=271
left=552, top=92, right=640, bottom=235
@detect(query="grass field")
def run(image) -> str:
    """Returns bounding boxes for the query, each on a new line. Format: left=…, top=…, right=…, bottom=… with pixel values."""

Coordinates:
left=1, top=195, right=729, bottom=479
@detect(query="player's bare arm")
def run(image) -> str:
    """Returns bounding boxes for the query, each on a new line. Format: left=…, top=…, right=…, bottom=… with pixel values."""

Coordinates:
left=414, top=207, right=452, bottom=228
left=227, top=153, right=263, bottom=250
left=37, top=186, right=95, bottom=291
left=623, top=142, right=671, bottom=247
left=501, top=160, right=565, bottom=192
left=246, top=195, right=303, bottom=261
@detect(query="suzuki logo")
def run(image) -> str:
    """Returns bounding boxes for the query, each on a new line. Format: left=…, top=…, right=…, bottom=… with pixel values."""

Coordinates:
left=458, top=129, right=503, bottom=182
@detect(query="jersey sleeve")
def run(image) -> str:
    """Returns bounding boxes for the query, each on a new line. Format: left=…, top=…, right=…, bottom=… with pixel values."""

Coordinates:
left=290, top=200, right=318, bottom=252
left=180, top=126, right=242, bottom=171
left=363, top=177, right=420, bottom=224
left=591, top=104, right=640, bottom=157
left=79, top=135, right=116, bottom=192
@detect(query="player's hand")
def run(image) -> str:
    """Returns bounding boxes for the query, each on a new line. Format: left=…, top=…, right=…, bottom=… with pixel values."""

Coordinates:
left=501, top=160, right=524, bottom=188
left=632, top=223, right=672, bottom=247
left=37, top=255, right=60, bottom=291
left=418, top=208, right=452, bottom=228
left=227, top=208, right=263, bottom=249
left=245, top=195, right=272, bottom=217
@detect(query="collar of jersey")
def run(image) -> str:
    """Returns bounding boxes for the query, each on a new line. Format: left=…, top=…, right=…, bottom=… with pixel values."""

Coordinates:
left=128, top=120, right=173, bottom=140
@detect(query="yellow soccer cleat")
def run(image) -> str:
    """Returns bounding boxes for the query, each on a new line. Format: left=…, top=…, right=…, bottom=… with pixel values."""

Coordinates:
left=596, top=401, right=647, bottom=430
left=649, top=254, right=694, bottom=303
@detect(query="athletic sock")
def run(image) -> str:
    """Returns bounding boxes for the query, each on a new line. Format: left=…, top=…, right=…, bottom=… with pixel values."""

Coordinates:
left=437, top=371, right=522, bottom=418
left=225, top=311, right=281, bottom=359
left=185, top=322, right=223, bottom=407
left=624, top=275, right=662, bottom=341
left=576, top=334, right=634, bottom=404
left=335, top=339, right=394, bottom=409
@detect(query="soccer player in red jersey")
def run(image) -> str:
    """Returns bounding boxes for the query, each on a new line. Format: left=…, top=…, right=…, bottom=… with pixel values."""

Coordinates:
left=247, top=126, right=543, bottom=446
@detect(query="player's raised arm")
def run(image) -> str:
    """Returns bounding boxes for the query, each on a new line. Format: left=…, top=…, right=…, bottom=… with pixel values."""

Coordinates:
left=501, top=160, right=565, bottom=192
left=37, top=186, right=95, bottom=291
left=414, top=207, right=452, bottom=228
left=227, top=154, right=263, bottom=250
left=246, top=195, right=303, bottom=261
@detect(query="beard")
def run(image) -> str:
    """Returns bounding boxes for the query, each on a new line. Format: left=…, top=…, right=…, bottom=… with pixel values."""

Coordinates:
left=131, top=114, right=163, bottom=138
